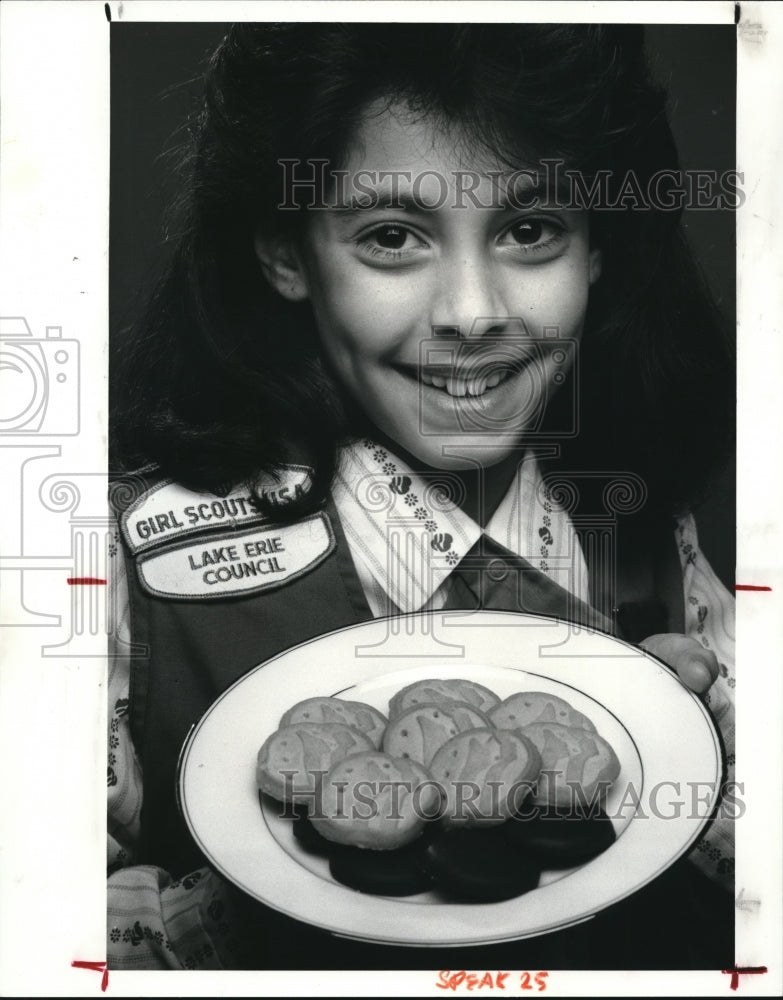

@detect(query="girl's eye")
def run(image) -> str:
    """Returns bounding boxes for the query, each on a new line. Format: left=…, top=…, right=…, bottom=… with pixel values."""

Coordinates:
left=508, top=219, right=545, bottom=245
left=373, top=225, right=408, bottom=250
left=499, top=217, right=567, bottom=258
left=356, top=223, right=426, bottom=263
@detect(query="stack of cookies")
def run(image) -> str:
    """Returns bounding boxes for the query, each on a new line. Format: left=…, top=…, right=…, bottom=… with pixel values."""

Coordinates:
left=256, top=679, right=620, bottom=901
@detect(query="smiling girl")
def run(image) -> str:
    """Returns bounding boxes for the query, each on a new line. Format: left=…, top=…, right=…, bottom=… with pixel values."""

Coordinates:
left=109, top=23, right=735, bottom=971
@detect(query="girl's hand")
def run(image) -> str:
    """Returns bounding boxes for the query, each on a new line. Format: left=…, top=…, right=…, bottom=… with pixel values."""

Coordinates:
left=639, top=633, right=719, bottom=695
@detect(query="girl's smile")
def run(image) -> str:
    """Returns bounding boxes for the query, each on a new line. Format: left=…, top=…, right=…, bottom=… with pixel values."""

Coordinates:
left=394, top=341, right=537, bottom=397
left=261, top=100, right=602, bottom=470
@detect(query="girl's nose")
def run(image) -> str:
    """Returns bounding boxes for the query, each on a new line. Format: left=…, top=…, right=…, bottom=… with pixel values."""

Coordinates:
left=429, top=257, right=509, bottom=340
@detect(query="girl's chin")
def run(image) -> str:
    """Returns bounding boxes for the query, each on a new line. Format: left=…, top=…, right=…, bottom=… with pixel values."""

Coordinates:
left=372, top=428, right=522, bottom=472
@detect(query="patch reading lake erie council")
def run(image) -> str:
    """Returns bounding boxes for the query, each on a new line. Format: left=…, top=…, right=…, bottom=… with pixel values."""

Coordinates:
left=135, top=514, right=334, bottom=599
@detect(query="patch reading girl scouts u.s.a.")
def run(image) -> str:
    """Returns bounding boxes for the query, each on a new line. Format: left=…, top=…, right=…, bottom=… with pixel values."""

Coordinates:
left=118, top=466, right=335, bottom=599
left=118, top=466, right=314, bottom=556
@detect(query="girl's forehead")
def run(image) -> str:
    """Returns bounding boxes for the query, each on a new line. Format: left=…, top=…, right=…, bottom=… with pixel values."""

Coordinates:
left=338, top=99, right=553, bottom=211
left=345, top=98, right=507, bottom=175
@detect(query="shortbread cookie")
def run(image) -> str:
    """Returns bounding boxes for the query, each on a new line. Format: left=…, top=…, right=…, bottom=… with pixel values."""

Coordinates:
left=520, top=721, right=620, bottom=807
left=489, top=691, right=597, bottom=733
left=310, top=751, right=441, bottom=849
left=280, top=696, right=388, bottom=748
left=389, top=678, right=500, bottom=718
left=256, top=723, right=373, bottom=804
left=428, top=727, right=542, bottom=827
left=382, top=701, right=491, bottom=766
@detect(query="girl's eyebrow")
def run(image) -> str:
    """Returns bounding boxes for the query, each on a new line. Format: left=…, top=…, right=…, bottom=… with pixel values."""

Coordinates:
left=494, top=172, right=575, bottom=211
left=334, top=190, right=440, bottom=218
left=330, top=179, right=576, bottom=220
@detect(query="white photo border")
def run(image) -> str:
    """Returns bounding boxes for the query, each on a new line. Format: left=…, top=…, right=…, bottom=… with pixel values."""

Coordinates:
left=0, top=0, right=781, bottom=995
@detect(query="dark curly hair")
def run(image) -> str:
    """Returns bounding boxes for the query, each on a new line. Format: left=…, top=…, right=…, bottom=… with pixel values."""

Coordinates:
left=111, top=23, right=734, bottom=519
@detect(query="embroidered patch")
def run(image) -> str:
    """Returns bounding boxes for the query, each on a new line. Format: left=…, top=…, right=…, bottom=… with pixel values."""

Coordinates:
left=119, top=466, right=313, bottom=555
left=135, top=514, right=334, bottom=600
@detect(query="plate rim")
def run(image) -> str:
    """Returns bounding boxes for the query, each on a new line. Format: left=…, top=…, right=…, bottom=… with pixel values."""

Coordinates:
left=177, top=609, right=723, bottom=947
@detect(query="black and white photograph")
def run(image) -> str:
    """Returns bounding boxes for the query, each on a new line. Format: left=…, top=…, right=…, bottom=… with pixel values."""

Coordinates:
left=0, top=1, right=782, bottom=995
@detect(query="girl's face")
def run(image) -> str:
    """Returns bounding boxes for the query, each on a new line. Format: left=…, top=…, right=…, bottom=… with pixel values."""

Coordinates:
left=284, top=102, right=601, bottom=470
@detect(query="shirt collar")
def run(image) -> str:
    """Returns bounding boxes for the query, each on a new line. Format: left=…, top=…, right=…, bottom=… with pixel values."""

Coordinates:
left=332, top=439, right=585, bottom=614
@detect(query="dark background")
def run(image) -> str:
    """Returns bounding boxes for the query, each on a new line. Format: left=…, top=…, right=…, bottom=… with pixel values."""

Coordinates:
left=110, top=23, right=736, bottom=590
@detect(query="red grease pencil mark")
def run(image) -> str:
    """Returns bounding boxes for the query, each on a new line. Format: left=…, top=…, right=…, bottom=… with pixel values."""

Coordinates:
left=735, top=584, right=772, bottom=591
left=67, top=577, right=107, bottom=585
left=72, top=960, right=109, bottom=991
left=722, top=965, right=768, bottom=990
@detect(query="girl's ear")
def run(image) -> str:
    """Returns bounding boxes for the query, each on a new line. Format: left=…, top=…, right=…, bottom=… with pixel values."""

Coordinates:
left=253, top=231, right=310, bottom=302
left=589, top=248, right=603, bottom=285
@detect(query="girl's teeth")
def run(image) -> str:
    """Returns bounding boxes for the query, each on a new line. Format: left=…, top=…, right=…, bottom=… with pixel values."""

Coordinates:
left=418, top=366, right=514, bottom=395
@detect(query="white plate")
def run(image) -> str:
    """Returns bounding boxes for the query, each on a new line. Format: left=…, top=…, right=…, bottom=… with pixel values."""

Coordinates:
left=178, top=610, right=723, bottom=947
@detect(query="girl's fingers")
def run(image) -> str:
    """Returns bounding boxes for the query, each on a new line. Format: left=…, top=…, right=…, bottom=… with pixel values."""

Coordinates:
left=639, top=633, right=720, bottom=694
left=675, top=650, right=718, bottom=694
